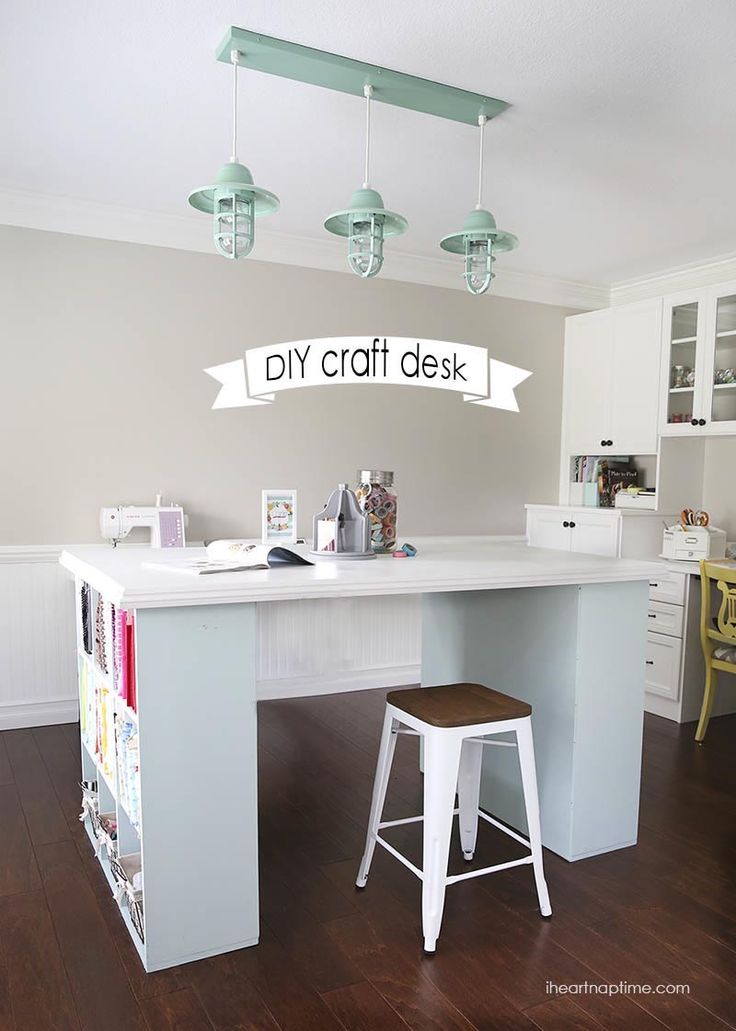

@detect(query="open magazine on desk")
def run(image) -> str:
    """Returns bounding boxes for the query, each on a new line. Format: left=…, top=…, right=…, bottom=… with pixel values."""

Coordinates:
left=142, top=540, right=313, bottom=576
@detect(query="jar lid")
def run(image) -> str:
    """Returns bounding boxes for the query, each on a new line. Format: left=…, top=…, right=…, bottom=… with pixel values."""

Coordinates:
left=358, top=470, right=394, bottom=486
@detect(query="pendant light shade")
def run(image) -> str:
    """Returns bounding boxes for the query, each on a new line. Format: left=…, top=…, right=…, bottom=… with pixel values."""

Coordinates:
left=188, top=51, right=279, bottom=259
left=440, top=116, right=517, bottom=295
left=324, top=86, right=407, bottom=278
left=440, top=208, right=518, bottom=295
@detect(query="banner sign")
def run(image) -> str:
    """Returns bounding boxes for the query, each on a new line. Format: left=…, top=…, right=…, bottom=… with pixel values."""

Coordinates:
left=204, top=337, right=531, bottom=412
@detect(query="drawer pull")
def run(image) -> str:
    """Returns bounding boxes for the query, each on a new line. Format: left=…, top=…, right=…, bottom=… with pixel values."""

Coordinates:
left=646, top=660, right=654, bottom=665
left=648, top=613, right=657, bottom=619
left=649, top=582, right=658, bottom=587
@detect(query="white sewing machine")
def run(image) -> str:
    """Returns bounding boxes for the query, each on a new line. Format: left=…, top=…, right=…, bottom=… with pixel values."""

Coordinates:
left=100, top=502, right=186, bottom=548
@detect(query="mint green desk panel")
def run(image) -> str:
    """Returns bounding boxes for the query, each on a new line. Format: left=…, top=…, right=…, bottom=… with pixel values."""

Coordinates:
left=135, top=603, right=258, bottom=971
left=421, top=581, right=648, bottom=861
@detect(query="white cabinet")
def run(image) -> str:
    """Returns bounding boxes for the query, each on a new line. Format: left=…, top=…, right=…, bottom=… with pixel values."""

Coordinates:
left=526, top=506, right=670, bottom=560
left=526, top=506, right=620, bottom=557
left=660, top=281, right=736, bottom=437
left=609, top=302, right=663, bottom=453
left=562, top=299, right=662, bottom=456
left=645, top=571, right=687, bottom=702
left=647, top=569, right=686, bottom=606
left=563, top=309, right=613, bottom=455
left=647, top=599, right=685, bottom=638
left=570, top=510, right=621, bottom=557
left=645, top=631, right=682, bottom=700
left=526, top=508, right=573, bottom=551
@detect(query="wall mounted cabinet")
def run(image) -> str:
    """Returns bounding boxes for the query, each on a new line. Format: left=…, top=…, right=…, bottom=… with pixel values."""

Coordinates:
left=562, top=299, right=662, bottom=457
left=660, top=281, right=736, bottom=437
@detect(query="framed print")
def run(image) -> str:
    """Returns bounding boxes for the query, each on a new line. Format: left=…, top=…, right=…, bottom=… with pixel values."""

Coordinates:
left=262, top=489, right=297, bottom=544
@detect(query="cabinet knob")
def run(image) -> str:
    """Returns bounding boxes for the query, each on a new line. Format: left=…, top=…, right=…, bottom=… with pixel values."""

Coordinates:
left=569, top=521, right=576, bottom=528
left=698, top=418, right=706, bottom=426
left=600, top=439, right=607, bottom=447
left=607, top=439, right=613, bottom=446
left=691, top=418, right=698, bottom=426
left=563, top=520, right=570, bottom=528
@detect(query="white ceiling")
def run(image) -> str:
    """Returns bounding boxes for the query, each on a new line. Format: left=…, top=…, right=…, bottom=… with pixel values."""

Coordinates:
left=2, top=0, right=736, bottom=296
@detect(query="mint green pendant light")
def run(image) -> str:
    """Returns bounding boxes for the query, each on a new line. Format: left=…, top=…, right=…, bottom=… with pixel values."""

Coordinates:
left=324, top=85, right=408, bottom=278
left=440, top=115, right=517, bottom=295
left=188, top=50, right=279, bottom=259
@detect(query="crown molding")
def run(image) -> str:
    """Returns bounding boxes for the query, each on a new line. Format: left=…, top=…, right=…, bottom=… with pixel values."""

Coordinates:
left=611, top=251, right=736, bottom=305
left=0, top=186, right=607, bottom=311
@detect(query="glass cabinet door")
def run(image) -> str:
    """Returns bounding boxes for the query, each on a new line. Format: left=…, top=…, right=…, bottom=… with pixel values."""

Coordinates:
left=708, top=292, right=736, bottom=427
left=663, top=300, right=703, bottom=430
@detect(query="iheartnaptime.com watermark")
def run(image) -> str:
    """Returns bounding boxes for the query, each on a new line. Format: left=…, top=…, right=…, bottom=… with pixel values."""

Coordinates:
left=546, top=981, right=690, bottom=996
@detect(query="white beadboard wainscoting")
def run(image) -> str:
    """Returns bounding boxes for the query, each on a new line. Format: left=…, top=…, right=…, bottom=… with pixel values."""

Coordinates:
left=0, top=546, right=78, bottom=729
left=257, top=594, right=421, bottom=699
left=0, top=546, right=422, bottom=729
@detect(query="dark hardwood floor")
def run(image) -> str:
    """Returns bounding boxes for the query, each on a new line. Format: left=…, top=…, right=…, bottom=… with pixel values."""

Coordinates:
left=0, top=690, right=735, bottom=1030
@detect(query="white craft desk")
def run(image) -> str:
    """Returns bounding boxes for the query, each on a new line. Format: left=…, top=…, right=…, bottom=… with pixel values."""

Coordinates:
left=61, top=538, right=657, bottom=971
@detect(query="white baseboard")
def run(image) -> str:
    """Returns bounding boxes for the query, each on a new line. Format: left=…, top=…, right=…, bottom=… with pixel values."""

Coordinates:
left=256, top=664, right=420, bottom=701
left=0, top=698, right=79, bottom=730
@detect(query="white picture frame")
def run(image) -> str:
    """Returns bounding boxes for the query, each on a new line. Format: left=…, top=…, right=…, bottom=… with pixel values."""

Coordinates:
left=261, top=489, right=297, bottom=545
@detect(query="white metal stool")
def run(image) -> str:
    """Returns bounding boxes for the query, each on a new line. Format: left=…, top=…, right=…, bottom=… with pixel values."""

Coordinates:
left=356, top=683, right=552, bottom=952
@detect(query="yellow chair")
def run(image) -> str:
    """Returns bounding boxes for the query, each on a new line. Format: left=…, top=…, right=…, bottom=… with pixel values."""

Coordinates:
left=696, top=560, right=736, bottom=742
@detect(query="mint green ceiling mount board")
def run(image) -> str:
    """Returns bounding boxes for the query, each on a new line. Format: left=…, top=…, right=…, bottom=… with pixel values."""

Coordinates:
left=440, top=115, right=518, bottom=295
left=215, top=27, right=508, bottom=126
left=324, top=85, right=408, bottom=279
left=188, top=50, right=279, bottom=260
left=190, top=29, right=514, bottom=282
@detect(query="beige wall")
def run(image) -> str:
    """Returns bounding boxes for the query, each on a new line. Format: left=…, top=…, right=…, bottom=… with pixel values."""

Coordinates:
left=0, top=226, right=573, bottom=545
left=703, top=438, right=736, bottom=539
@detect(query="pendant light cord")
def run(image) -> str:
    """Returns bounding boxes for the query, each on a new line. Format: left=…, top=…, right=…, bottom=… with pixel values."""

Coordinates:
left=363, top=84, right=373, bottom=188
left=231, top=49, right=240, bottom=163
left=476, top=114, right=487, bottom=210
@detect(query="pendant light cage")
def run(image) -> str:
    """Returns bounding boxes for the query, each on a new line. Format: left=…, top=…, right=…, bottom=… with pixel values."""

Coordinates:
left=464, top=237, right=496, bottom=295
left=348, top=211, right=384, bottom=278
left=439, top=114, right=517, bottom=295
left=188, top=49, right=279, bottom=260
left=214, top=52, right=254, bottom=259
left=324, top=84, right=408, bottom=278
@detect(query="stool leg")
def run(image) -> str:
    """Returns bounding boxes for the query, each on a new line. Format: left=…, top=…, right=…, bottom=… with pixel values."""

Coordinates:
left=422, top=730, right=463, bottom=953
left=516, top=720, right=552, bottom=917
left=356, top=708, right=398, bottom=888
left=457, top=738, right=484, bottom=860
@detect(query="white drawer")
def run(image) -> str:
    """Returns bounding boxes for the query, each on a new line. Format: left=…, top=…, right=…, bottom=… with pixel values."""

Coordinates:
left=646, top=600, right=684, bottom=639
left=647, top=570, right=686, bottom=606
left=645, top=631, right=682, bottom=700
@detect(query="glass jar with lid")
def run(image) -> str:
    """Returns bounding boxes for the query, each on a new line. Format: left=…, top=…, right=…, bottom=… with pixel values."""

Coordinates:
left=355, top=470, right=398, bottom=553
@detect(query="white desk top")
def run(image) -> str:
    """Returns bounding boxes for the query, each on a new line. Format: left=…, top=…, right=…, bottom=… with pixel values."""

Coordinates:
left=60, top=537, right=659, bottom=609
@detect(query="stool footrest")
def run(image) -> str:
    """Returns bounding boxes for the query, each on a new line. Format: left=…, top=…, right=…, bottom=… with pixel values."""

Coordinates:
left=373, top=833, right=424, bottom=881
left=378, top=808, right=459, bottom=831
left=372, top=805, right=534, bottom=887
left=478, top=809, right=532, bottom=850
left=445, top=855, right=533, bottom=885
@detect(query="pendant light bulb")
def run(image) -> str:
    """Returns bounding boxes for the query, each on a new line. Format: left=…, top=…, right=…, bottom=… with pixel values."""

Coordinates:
left=324, top=84, right=407, bottom=277
left=188, top=49, right=279, bottom=259
left=439, top=114, right=517, bottom=295
left=464, top=236, right=495, bottom=296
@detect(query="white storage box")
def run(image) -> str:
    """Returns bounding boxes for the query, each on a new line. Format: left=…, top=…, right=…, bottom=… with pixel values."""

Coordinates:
left=615, top=492, right=656, bottom=511
left=661, top=525, right=726, bottom=562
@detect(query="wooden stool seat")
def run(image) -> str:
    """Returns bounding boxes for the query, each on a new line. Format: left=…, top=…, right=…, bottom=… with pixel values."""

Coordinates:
left=386, top=682, right=532, bottom=728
